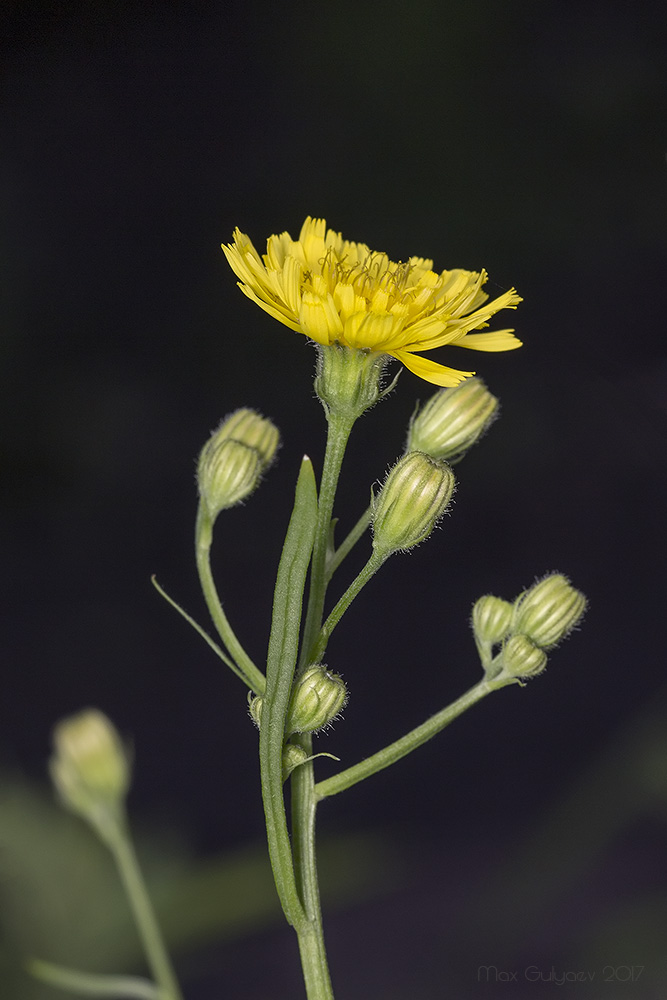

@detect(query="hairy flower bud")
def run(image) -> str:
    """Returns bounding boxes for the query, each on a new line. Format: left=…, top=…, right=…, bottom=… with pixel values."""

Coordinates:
left=407, top=378, right=499, bottom=463
left=472, top=594, right=514, bottom=647
left=501, top=634, right=548, bottom=679
left=314, top=343, right=388, bottom=419
left=372, top=452, right=455, bottom=557
left=286, top=665, right=347, bottom=735
left=197, top=408, right=279, bottom=520
left=282, top=743, right=310, bottom=781
left=513, top=574, right=587, bottom=650
left=248, top=694, right=263, bottom=729
left=215, top=408, right=280, bottom=468
left=50, top=709, right=130, bottom=834
left=472, top=594, right=514, bottom=672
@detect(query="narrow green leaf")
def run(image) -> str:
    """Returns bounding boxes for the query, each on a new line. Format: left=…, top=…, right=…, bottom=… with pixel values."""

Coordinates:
left=259, top=456, right=318, bottom=927
left=28, top=960, right=164, bottom=999
left=151, top=575, right=240, bottom=674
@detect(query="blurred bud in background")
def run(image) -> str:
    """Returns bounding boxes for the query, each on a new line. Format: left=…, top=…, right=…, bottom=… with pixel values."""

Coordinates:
left=50, top=709, right=130, bottom=840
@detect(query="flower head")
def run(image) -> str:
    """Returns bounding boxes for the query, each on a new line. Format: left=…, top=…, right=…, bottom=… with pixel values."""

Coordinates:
left=223, top=217, right=522, bottom=386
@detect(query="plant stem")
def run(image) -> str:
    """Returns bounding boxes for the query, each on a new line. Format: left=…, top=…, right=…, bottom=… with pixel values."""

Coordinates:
left=299, top=410, right=356, bottom=670
left=290, top=409, right=356, bottom=999
left=291, top=734, right=334, bottom=1000
left=28, top=961, right=163, bottom=1000
left=195, top=502, right=266, bottom=695
left=326, top=504, right=372, bottom=579
left=315, top=677, right=515, bottom=799
left=106, top=821, right=182, bottom=1000
left=260, top=458, right=317, bottom=929
left=311, top=551, right=384, bottom=663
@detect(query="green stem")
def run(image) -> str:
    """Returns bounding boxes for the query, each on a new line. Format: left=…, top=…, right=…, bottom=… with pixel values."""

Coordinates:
left=291, top=735, right=334, bottom=1000
left=105, top=821, right=182, bottom=1000
left=311, top=552, right=385, bottom=663
left=289, top=410, right=357, bottom=999
left=315, top=677, right=515, bottom=800
left=150, top=576, right=241, bottom=675
left=299, top=410, right=356, bottom=670
left=259, top=457, right=318, bottom=929
left=326, top=505, right=372, bottom=580
left=28, top=961, right=164, bottom=1000
left=195, top=502, right=266, bottom=695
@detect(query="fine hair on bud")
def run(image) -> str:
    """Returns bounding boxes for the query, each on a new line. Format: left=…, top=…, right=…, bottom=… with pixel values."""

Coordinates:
left=197, top=408, right=280, bottom=520
left=286, top=664, right=348, bottom=735
left=372, top=451, right=456, bottom=558
left=407, top=377, right=499, bottom=464
left=512, top=573, right=587, bottom=650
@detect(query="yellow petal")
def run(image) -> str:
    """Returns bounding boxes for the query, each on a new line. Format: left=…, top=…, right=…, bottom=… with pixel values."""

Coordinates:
left=392, top=349, right=475, bottom=386
left=299, top=291, right=343, bottom=345
left=351, top=311, right=397, bottom=349
left=238, top=284, right=302, bottom=332
left=453, top=330, right=523, bottom=351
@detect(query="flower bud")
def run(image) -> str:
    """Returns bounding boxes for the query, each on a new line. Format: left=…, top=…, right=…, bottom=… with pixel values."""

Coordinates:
left=472, top=595, right=514, bottom=671
left=197, top=408, right=279, bottom=520
left=500, top=634, right=548, bottom=679
left=513, top=574, right=587, bottom=650
left=215, top=408, right=280, bottom=468
left=286, top=665, right=347, bottom=735
left=282, top=743, right=310, bottom=780
left=49, top=709, right=130, bottom=832
left=407, top=378, right=499, bottom=463
left=248, top=694, right=263, bottom=729
left=314, top=343, right=387, bottom=419
left=472, top=594, right=514, bottom=647
left=372, top=452, right=455, bottom=557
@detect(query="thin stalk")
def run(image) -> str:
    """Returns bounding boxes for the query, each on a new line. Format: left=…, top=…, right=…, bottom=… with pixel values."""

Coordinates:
left=326, top=504, right=372, bottom=580
left=299, top=410, right=356, bottom=670
left=28, top=961, right=163, bottom=1000
left=291, top=734, right=334, bottom=1000
left=290, top=409, right=357, bottom=999
left=311, top=552, right=384, bottom=663
left=315, top=677, right=515, bottom=800
left=106, top=821, right=182, bottom=1000
left=195, top=502, right=266, bottom=695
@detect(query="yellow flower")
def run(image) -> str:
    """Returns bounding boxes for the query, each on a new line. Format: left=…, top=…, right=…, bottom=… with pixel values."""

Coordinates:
left=222, top=217, right=522, bottom=386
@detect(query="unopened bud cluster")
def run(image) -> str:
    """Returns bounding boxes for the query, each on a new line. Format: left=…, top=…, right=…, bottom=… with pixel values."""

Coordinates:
left=472, top=574, right=587, bottom=681
left=197, top=408, right=279, bottom=521
left=407, top=378, right=498, bottom=463
left=372, top=452, right=455, bottom=558
left=50, top=709, right=130, bottom=837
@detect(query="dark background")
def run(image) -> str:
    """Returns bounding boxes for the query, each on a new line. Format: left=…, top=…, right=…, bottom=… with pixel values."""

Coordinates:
left=2, top=1, right=667, bottom=997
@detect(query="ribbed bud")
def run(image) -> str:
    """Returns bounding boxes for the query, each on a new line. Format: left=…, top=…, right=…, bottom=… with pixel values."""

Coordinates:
left=314, top=343, right=388, bottom=419
left=286, top=665, right=347, bottom=735
left=197, top=408, right=279, bottom=520
left=50, top=709, right=130, bottom=831
left=501, top=634, right=548, bottom=679
left=472, top=595, right=514, bottom=647
left=215, top=408, right=280, bottom=468
left=407, top=378, right=499, bottom=463
left=282, top=743, right=310, bottom=781
left=513, top=574, right=587, bottom=650
left=248, top=694, right=263, bottom=729
left=372, top=452, right=455, bottom=557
